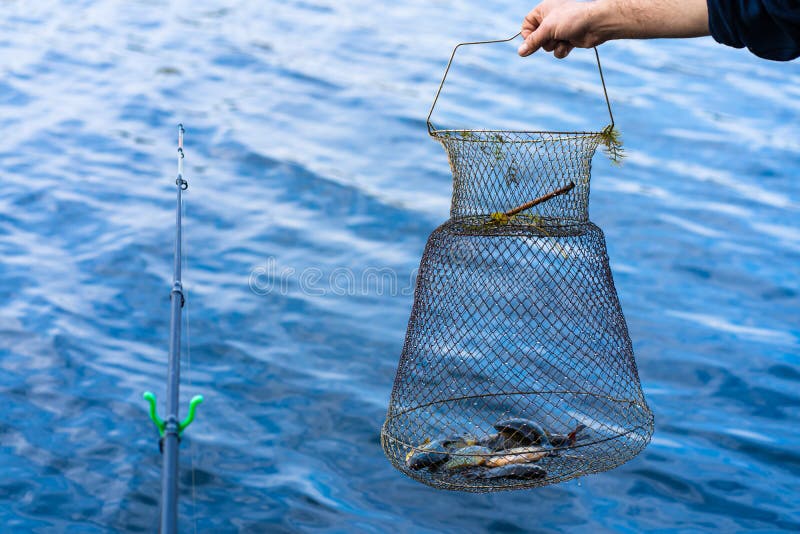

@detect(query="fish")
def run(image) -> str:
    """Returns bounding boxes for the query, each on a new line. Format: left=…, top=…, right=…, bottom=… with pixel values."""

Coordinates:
left=493, top=418, right=551, bottom=447
left=441, top=434, right=478, bottom=450
left=481, top=463, right=547, bottom=480
left=478, top=433, right=509, bottom=451
left=443, top=445, right=492, bottom=471
left=548, top=424, right=587, bottom=447
left=406, top=439, right=449, bottom=471
left=484, top=446, right=550, bottom=468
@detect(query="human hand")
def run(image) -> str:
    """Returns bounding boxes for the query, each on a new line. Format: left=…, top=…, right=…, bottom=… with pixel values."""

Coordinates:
left=519, top=0, right=710, bottom=58
left=519, top=0, right=606, bottom=58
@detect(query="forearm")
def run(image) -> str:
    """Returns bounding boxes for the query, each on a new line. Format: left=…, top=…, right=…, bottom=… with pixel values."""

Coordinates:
left=593, top=0, right=710, bottom=40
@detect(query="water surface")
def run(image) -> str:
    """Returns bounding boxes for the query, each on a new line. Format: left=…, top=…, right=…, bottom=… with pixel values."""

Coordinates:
left=0, top=1, right=798, bottom=532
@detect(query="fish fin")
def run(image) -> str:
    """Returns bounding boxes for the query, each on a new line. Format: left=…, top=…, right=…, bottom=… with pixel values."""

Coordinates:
left=567, top=424, right=587, bottom=445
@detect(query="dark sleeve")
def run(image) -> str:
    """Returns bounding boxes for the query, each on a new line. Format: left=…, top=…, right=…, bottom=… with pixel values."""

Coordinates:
left=707, top=0, right=800, bottom=61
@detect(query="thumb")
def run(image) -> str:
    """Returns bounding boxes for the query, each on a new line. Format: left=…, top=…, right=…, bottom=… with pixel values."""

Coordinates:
left=518, top=25, right=551, bottom=57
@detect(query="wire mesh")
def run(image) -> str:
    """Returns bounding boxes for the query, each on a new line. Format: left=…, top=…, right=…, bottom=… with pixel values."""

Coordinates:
left=382, top=215, right=653, bottom=491
left=382, top=115, right=653, bottom=494
left=382, top=36, right=652, bottom=492
left=440, top=130, right=599, bottom=221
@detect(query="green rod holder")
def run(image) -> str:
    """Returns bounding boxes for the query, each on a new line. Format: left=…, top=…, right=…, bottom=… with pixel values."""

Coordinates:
left=143, top=391, right=204, bottom=437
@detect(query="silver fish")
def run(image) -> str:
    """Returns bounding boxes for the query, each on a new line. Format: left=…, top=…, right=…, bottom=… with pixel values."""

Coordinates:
left=484, top=446, right=550, bottom=468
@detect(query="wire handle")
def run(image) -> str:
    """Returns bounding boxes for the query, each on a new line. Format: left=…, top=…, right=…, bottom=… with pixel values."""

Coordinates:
left=426, top=33, right=615, bottom=134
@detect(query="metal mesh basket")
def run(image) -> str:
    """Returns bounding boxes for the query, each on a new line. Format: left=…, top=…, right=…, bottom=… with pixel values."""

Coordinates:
left=382, top=35, right=653, bottom=492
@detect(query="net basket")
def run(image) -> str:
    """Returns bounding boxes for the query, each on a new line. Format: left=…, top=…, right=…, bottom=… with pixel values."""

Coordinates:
left=381, top=35, right=653, bottom=492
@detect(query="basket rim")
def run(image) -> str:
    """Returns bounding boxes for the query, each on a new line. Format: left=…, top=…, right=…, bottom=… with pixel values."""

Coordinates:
left=382, top=434, right=650, bottom=492
left=429, top=128, right=606, bottom=143
left=381, top=416, right=654, bottom=492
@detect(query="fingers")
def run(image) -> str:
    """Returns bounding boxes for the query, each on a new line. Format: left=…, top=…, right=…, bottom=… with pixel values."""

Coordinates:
left=554, top=41, right=574, bottom=59
left=521, top=8, right=542, bottom=36
left=519, top=0, right=583, bottom=58
left=519, top=31, right=574, bottom=59
left=518, top=20, right=576, bottom=59
left=518, top=25, right=551, bottom=56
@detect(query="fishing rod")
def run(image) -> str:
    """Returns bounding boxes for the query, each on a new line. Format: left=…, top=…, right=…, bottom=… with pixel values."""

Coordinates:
left=143, top=124, right=204, bottom=534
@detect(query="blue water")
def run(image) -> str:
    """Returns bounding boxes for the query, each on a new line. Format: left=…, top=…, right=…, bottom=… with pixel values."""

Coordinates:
left=0, top=1, right=798, bottom=532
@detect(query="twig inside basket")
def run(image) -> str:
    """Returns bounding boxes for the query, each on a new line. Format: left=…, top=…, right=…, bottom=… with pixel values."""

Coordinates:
left=504, top=182, right=576, bottom=218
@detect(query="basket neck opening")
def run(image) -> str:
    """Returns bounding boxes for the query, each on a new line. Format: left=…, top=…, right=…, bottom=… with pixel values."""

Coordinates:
left=436, top=131, right=600, bottom=224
